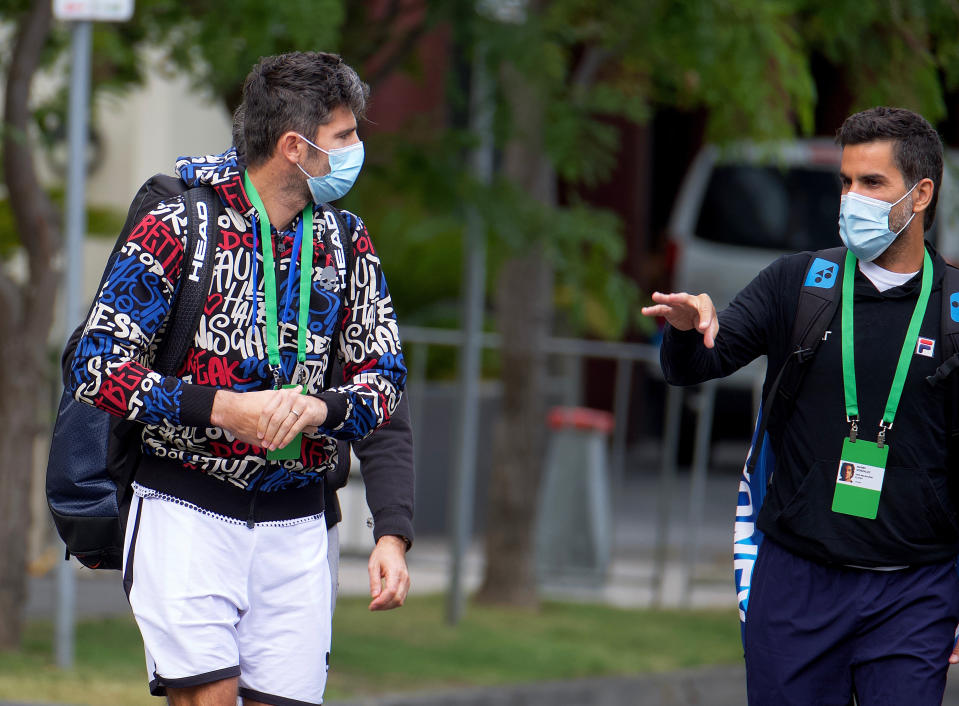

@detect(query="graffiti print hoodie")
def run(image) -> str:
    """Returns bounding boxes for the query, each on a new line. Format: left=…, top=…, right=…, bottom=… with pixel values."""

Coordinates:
left=69, top=148, right=406, bottom=524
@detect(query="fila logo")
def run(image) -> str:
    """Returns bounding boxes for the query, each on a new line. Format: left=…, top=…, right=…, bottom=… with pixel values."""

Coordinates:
left=916, top=337, right=935, bottom=358
left=188, top=201, right=208, bottom=283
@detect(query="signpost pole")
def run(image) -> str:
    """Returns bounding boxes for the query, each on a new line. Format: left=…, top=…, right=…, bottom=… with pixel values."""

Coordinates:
left=52, top=0, right=135, bottom=669
left=56, top=16, right=93, bottom=669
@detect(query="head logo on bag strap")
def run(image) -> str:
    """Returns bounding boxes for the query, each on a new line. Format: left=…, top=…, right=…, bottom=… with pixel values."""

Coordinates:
left=319, top=204, right=354, bottom=389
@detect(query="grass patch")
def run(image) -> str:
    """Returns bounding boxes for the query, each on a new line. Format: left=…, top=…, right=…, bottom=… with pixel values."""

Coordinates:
left=327, top=596, right=741, bottom=698
left=0, top=616, right=150, bottom=705
left=0, top=595, right=742, bottom=704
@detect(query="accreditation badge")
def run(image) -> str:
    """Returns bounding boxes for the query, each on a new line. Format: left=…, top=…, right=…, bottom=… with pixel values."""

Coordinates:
left=266, top=384, right=306, bottom=461
left=831, top=437, right=887, bottom=520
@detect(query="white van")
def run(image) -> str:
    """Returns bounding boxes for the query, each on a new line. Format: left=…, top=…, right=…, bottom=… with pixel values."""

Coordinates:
left=667, top=139, right=959, bottom=309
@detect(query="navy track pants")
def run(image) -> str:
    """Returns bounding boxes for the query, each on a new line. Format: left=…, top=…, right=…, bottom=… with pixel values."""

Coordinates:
left=745, top=539, right=959, bottom=706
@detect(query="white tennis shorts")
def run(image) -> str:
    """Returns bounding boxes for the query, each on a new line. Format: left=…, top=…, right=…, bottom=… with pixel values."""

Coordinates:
left=123, top=487, right=333, bottom=705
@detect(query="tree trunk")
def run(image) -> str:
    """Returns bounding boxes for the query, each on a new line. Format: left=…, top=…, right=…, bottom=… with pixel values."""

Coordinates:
left=0, top=0, right=59, bottom=650
left=476, top=58, right=555, bottom=608
left=476, top=252, right=553, bottom=607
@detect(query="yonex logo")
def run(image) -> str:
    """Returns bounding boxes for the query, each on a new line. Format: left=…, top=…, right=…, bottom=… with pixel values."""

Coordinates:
left=916, top=337, right=935, bottom=358
left=951, top=293, right=959, bottom=323
left=804, top=258, right=838, bottom=289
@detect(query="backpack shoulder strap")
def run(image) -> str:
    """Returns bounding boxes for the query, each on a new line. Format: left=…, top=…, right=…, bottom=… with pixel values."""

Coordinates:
left=61, top=173, right=189, bottom=384
left=940, top=263, right=959, bottom=360
left=776, top=246, right=846, bottom=404
left=936, top=262, right=959, bottom=451
left=318, top=204, right=355, bottom=388
left=927, top=261, right=959, bottom=387
left=321, top=204, right=354, bottom=295
left=745, top=247, right=846, bottom=472
left=789, top=246, right=845, bottom=356
left=152, top=185, right=220, bottom=376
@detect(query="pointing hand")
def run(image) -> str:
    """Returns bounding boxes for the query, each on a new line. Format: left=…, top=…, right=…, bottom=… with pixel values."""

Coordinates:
left=641, top=291, right=720, bottom=348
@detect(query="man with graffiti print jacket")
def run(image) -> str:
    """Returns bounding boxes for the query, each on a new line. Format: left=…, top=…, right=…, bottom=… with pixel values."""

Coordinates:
left=70, top=52, right=405, bottom=706
left=643, top=107, right=959, bottom=705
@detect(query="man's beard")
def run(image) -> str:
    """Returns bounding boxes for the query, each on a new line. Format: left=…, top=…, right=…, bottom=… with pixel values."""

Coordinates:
left=888, top=195, right=915, bottom=234
left=285, top=169, right=313, bottom=205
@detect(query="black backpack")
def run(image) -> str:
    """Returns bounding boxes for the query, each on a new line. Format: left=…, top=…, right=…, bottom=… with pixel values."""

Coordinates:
left=47, top=174, right=353, bottom=570
left=47, top=179, right=220, bottom=569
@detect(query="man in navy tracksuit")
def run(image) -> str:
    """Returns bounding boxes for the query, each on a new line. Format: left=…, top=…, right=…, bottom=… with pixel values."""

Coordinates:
left=644, top=107, right=959, bottom=704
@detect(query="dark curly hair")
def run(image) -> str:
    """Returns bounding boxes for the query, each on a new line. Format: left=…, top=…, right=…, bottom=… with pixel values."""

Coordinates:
left=239, top=52, right=369, bottom=167
left=836, top=107, right=943, bottom=231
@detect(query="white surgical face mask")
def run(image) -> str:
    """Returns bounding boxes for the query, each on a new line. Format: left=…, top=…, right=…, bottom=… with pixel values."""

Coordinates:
left=838, top=183, right=918, bottom=262
left=295, top=133, right=365, bottom=203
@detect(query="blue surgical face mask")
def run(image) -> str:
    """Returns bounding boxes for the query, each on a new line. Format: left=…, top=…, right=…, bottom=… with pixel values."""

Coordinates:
left=295, top=133, right=365, bottom=203
left=838, top=183, right=918, bottom=262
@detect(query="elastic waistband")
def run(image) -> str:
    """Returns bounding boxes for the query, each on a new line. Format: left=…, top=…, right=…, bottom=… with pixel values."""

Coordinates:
left=136, top=454, right=325, bottom=523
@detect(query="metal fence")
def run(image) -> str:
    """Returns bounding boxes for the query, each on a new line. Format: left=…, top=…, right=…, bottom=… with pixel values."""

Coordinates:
left=399, top=325, right=766, bottom=606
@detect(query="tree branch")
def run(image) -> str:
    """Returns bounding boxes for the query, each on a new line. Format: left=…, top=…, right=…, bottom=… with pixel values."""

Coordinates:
left=343, top=0, right=405, bottom=67
left=366, top=21, right=431, bottom=88
left=0, top=270, right=19, bottom=338
left=570, top=45, right=613, bottom=94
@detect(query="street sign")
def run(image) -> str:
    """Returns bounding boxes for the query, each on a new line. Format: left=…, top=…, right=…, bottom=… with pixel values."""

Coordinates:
left=53, top=0, right=134, bottom=22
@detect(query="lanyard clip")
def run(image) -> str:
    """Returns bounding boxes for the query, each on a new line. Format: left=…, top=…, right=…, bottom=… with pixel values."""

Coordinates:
left=291, top=363, right=308, bottom=387
left=877, top=421, right=892, bottom=449
left=270, top=365, right=284, bottom=390
left=847, top=416, right=858, bottom=442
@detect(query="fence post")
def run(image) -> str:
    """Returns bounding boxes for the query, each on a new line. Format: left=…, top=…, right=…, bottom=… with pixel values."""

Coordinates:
left=609, top=358, right=632, bottom=500
left=680, top=380, right=717, bottom=607
left=653, top=383, right=683, bottom=606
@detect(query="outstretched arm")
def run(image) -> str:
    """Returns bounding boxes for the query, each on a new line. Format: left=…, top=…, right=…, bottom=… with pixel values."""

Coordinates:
left=642, top=255, right=802, bottom=387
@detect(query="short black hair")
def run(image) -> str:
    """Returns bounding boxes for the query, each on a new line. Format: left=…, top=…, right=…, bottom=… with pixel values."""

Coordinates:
left=239, top=52, right=369, bottom=167
left=836, top=107, right=943, bottom=231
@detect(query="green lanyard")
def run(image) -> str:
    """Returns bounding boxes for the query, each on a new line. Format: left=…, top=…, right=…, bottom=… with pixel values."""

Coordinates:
left=841, top=248, right=932, bottom=446
left=243, top=170, right=314, bottom=387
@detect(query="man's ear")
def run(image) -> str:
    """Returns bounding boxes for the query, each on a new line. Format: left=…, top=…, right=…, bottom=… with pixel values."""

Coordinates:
left=276, top=131, right=303, bottom=165
left=913, top=177, right=935, bottom=214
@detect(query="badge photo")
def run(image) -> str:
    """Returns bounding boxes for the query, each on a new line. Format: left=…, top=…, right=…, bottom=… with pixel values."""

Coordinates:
left=832, top=441, right=886, bottom=520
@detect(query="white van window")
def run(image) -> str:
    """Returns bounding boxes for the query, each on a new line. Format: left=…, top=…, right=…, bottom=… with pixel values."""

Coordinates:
left=695, top=166, right=840, bottom=252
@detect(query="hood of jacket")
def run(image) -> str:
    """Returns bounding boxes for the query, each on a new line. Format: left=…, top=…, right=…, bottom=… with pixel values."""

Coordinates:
left=175, top=146, right=253, bottom=216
